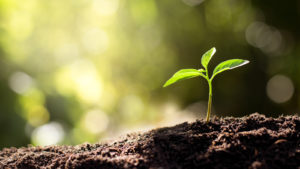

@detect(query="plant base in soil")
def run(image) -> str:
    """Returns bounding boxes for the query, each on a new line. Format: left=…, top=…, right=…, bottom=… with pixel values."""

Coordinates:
left=0, top=113, right=299, bottom=169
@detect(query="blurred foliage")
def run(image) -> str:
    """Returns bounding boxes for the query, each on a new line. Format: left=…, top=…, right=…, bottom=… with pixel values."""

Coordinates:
left=0, top=0, right=299, bottom=148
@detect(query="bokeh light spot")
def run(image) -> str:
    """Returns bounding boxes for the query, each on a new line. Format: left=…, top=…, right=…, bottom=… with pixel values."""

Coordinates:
left=26, top=105, right=50, bottom=127
left=266, top=75, right=294, bottom=103
left=18, top=88, right=49, bottom=126
left=9, top=72, right=33, bottom=94
left=83, top=109, right=109, bottom=134
left=31, top=122, right=65, bottom=146
left=245, top=22, right=283, bottom=55
left=82, top=28, right=109, bottom=54
left=55, top=59, right=103, bottom=104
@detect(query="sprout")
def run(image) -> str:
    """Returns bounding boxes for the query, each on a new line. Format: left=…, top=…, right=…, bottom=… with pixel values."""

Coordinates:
left=163, top=47, right=249, bottom=122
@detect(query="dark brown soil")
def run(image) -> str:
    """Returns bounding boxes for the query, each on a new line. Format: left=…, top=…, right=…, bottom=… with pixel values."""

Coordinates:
left=1, top=113, right=299, bottom=169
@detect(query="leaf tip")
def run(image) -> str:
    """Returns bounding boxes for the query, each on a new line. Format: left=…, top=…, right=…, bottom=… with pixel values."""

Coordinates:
left=210, top=47, right=217, bottom=56
left=201, top=47, right=217, bottom=68
left=163, top=81, right=170, bottom=88
left=212, top=47, right=216, bottom=52
left=242, top=60, right=250, bottom=66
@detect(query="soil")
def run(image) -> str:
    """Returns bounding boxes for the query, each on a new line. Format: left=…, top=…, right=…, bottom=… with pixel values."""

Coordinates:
left=0, top=113, right=299, bottom=169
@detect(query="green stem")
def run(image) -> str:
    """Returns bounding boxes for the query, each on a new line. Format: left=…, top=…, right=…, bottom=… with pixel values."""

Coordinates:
left=206, top=80, right=212, bottom=123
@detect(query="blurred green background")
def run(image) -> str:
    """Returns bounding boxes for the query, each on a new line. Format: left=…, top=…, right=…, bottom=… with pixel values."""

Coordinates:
left=0, top=0, right=299, bottom=148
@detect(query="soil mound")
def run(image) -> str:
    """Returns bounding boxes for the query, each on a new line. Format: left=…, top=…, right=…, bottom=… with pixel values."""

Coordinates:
left=1, top=113, right=299, bottom=169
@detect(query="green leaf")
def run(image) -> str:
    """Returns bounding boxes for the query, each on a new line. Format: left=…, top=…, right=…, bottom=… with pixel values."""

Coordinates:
left=201, top=47, right=216, bottom=69
left=211, top=59, right=249, bottom=80
left=163, top=69, right=205, bottom=87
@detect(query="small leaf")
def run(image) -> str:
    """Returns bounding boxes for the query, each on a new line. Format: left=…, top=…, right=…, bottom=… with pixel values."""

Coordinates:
left=163, top=69, right=205, bottom=87
left=211, top=59, right=249, bottom=80
left=201, top=47, right=216, bottom=69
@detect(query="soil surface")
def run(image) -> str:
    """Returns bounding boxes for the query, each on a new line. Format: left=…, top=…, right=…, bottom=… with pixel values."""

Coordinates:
left=0, top=113, right=299, bottom=169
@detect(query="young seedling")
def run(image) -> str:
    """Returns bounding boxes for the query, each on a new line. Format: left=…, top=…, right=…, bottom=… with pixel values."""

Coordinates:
left=163, top=47, right=249, bottom=122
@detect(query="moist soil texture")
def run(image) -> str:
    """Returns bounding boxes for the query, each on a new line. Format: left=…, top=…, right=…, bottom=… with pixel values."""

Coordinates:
left=0, top=113, right=299, bottom=169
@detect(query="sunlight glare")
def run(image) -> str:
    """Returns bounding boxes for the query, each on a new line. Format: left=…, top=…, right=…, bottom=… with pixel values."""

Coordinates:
left=31, top=122, right=65, bottom=146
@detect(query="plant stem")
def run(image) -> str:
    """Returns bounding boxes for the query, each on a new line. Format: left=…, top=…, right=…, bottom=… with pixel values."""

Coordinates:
left=206, top=80, right=212, bottom=123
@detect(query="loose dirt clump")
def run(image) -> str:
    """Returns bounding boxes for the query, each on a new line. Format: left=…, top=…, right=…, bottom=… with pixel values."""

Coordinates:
left=1, top=113, right=299, bottom=169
